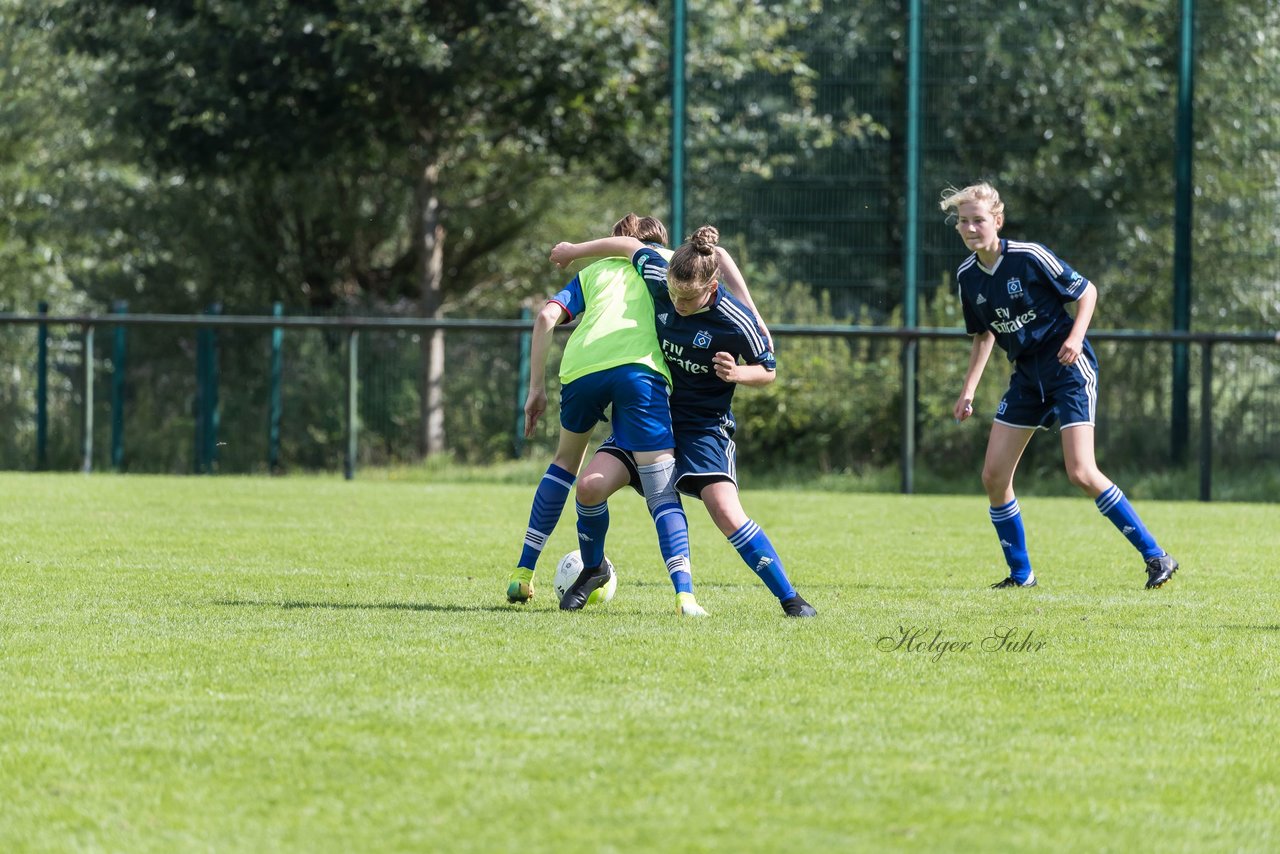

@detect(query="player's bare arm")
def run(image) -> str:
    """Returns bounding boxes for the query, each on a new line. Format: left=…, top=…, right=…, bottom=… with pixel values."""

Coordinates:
left=714, top=247, right=772, bottom=349
left=523, top=301, right=568, bottom=436
left=550, top=236, right=643, bottom=269
left=713, top=352, right=774, bottom=387
left=955, top=331, right=996, bottom=422
left=1058, top=282, right=1097, bottom=366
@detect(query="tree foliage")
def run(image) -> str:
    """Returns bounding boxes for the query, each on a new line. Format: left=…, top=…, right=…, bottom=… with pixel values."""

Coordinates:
left=1, top=0, right=1276, bottom=473
left=35, top=1, right=670, bottom=311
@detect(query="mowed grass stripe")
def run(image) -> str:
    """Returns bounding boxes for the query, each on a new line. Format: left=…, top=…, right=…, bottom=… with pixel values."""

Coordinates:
left=1, top=474, right=1276, bottom=852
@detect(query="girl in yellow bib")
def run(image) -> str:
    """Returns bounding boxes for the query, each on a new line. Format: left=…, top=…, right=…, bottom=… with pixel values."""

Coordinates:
left=508, top=215, right=707, bottom=615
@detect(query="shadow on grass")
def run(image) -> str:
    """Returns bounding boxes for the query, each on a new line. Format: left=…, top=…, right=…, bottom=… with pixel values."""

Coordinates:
left=621, top=578, right=901, bottom=591
left=1218, top=624, right=1280, bottom=631
left=214, top=598, right=538, bottom=614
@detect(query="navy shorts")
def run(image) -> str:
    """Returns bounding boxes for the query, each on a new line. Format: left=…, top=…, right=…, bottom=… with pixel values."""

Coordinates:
left=599, top=412, right=738, bottom=498
left=995, top=344, right=1099, bottom=430
left=559, top=364, right=674, bottom=451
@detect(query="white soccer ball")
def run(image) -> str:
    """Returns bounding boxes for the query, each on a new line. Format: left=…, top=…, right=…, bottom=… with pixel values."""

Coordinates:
left=553, top=550, right=617, bottom=606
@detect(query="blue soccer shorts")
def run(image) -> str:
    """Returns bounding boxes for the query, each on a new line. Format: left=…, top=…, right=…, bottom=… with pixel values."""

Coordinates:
left=994, top=344, right=1099, bottom=430
left=558, top=364, right=674, bottom=451
left=599, top=412, right=738, bottom=498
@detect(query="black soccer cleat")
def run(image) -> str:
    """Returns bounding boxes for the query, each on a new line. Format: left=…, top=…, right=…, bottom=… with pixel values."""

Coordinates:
left=559, top=562, right=614, bottom=611
left=991, top=575, right=1037, bottom=589
left=780, top=594, right=817, bottom=617
left=1144, top=553, right=1178, bottom=589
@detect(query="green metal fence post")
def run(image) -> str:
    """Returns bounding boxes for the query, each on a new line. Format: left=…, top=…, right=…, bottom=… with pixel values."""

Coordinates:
left=111, top=300, right=128, bottom=472
left=1171, top=0, right=1197, bottom=462
left=670, top=0, right=687, bottom=243
left=207, top=304, right=221, bottom=472
left=514, top=306, right=532, bottom=458
left=194, top=324, right=204, bottom=474
left=344, top=328, right=359, bottom=480
left=81, top=323, right=94, bottom=474
left=195, top=303, right=222, bottom=473
left=900, top=0, right=924, bottom=495
left=195, top=318, right=208, bottom=472
left=36, top=301, right=48, bottom=471
left=268, top=302, right=284, bottom=473
left=1199, top=341, right=1213, bottom=502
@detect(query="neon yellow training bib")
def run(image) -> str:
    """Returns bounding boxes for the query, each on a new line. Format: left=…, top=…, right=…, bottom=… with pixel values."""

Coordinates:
left=558, top=255, right=672, bottom=387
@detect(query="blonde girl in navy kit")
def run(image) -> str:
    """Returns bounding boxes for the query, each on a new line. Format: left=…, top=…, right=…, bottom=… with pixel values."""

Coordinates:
left=943, top=182, right=1179, bottom=590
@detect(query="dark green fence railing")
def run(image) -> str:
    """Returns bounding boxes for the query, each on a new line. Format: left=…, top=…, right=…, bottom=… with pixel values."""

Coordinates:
left=1, top=311, right=1275, bottom=500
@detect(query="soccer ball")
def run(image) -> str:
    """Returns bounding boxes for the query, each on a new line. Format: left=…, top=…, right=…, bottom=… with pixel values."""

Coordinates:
left=553, top=550, right=617, bottom=606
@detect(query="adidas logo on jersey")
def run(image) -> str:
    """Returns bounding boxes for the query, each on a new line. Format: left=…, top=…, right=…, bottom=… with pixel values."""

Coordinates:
left=657, top=313, right=669, bottom=325
left=976, top=294, right=987, bottom=304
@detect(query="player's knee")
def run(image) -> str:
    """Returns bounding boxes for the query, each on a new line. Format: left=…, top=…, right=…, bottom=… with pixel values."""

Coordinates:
left=645, top=481, right=679, bottom=516
left=551, top=451, right=583, bottom=475
left=707, top=507, right=741, bottom=537
left=639, top=458, right=679, bottom=514
left=701, top=494, right=744, bottom=535
left=575, top=473, right=612, bottom=506
left=981, top=466, right=1009, bottom=495
left=1065, top=464, right=1099, bottom=491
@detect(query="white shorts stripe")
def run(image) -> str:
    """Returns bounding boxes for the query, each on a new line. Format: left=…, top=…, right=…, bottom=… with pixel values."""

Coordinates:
left=1074, top=356, right=1099, bottom=423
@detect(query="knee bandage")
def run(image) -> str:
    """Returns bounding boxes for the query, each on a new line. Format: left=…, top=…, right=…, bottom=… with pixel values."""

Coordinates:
left=638, top=458, right=680, bottom=515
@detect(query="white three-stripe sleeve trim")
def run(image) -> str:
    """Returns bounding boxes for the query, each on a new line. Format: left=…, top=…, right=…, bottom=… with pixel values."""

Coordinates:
left=1007, top=241, right=1064, bottom=276
left=956, top=254, right=977, bottom=298
left=719, top=300, right=767, bottom=355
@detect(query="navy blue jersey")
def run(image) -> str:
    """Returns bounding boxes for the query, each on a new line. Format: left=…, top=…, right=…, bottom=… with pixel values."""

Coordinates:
left=956, top=239, right=1090, bottom=362
left=631, top=246, right=775, bottom=419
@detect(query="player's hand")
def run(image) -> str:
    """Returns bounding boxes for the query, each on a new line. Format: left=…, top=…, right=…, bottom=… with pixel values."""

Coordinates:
left=953, top=395, right=975, bottom=423
left=1057, top=336, right=1083, bottom=366
left=712, top=352, right=740, bottom=383
left=524, top=388, right=548, bottom=437
left=549, top=242, right=577, bottom=269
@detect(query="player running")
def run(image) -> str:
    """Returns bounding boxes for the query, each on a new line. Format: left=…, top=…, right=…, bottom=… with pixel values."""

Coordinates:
left=550, top=226, right=817, bottom=617
left=942, top=181, right=1179, bottom=590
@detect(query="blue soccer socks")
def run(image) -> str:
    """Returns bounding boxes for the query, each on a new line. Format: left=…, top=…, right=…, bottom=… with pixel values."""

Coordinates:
left=666, top=554, right=694, bottom=595
left=1095, top=485, right=1163, bottom=560
left=517, top=464, right=575, bottom=571
left=575, top=500, right=609, bottom=569
left=728, top=520, right=796, bottom=601
left=638, top=459, right=694, bottom=595
left=989, top=498, right=1033, bottom=584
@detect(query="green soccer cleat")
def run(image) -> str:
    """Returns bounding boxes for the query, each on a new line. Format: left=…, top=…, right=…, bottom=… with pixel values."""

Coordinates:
left=506, top=568, right=535, bottom=603
left=676, top=592, right=710, bottom=617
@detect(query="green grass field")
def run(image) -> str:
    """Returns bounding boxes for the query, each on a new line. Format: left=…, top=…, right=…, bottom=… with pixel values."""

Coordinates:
left=1, top=472, right=1277, bottom=852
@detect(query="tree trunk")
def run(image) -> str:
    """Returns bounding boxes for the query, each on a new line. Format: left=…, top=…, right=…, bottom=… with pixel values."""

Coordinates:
left=417, top=160, right=446, bottom=459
